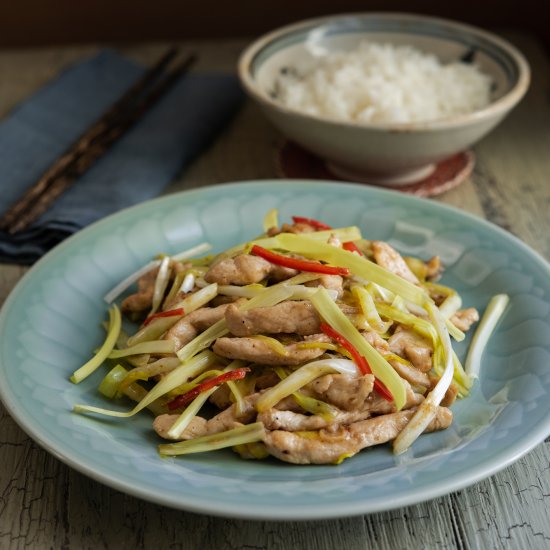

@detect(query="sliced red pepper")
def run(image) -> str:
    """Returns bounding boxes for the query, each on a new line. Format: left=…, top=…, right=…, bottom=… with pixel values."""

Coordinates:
left=291, top=216, right=332, bottom=231
left=319, top=322, right=393, bottom=402
left=343, top=241, right=363, bottom=256
left=143, top=307, right=185, bottom=327
left=250, top=245, right=350, bottom=277
left=167, top=368, right=250, bottom=410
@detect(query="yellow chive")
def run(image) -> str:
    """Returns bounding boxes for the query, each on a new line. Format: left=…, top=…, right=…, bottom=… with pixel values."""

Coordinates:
left=249, top=335, right=289, bottom=356
left=71, top=305, right=122, bottom=384
left=333, top=453, right=354, bottom=465
left=294, top=342, right=338, bottom=351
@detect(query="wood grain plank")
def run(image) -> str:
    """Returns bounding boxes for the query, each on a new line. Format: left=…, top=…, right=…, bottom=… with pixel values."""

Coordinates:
left=469, top=33, right=550, bottom=258
left=1, top=395, right=549, bottom=549
left=0, top=265, right=28, bottom=305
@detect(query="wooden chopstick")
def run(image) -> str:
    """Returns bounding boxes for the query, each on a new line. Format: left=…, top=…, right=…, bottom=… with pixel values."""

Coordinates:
left=0, top=47, right=179, bottom=232
left=0, top=48, right=196, bottom=235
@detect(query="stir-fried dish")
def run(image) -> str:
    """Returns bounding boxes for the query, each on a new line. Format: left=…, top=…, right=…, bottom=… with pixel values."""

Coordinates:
left=72, top=211, right=507, bottom=464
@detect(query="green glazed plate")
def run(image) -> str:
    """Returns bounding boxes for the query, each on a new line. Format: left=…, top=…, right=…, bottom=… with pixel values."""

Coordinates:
left=1, top=180, right=549, bottom=520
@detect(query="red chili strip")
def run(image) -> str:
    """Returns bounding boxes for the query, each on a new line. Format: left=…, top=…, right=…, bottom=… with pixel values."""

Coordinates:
left=291, top=216, right=332, bottom=230
left=250, top=245, right=350, bottom=277
left=319, top=322, right=393, bottom=402
left=143, top=307, right=185, bottom=327
left=167, top=368, right=250, bottom=410
left=342, top=241, right=363, bottom=256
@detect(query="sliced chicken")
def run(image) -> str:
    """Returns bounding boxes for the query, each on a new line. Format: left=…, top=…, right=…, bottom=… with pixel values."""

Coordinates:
left=121, top=261, right=189, bottom=318
left=362, top=330, right=391, bottom=354
left=272, top=395, right=307, bottom=413
left=441, top=383, right=459, bottom=407
left=153, top=415, right=207, bottom=441
left=361, top=379, right=424, bottom=414
left=204, top=254, right=297, bottom=285
left=153, top=393, right=261, bottom=441
left=268, top=222, right=316, bottom=236
left=388, top=327, right=433, bottom=372
left=205, top=393, right=259, bottom=435
left=306, top=373, right=375, bottom=411
left=254, top=370, right=281, bottom=390
left=263, top=406, right=452, bottom=464
left=405, top=346, right=432, bottom=373
left=430, top=375, right=460, bottom=407
left=260, top=380, right=423, bottom=431
left=121, top=268, right=158, bottom=318
left=164, top=302, right=236, bottom=351
left=387, top=357, right=431, bottom=389
left=372, top=241, right=420, bottom=284
left=259, top=409, right=339, bottom=432
left=426, top=256, right=443, bottom=281
left=213, top=334, right=331, bottom=366
left=224, top=300, right=321, bottom=337
left=450, top=308, right=479, bottom=332
left=303, top=274, right=344, bottom=298
left=209, top=384, right=232, bottom=409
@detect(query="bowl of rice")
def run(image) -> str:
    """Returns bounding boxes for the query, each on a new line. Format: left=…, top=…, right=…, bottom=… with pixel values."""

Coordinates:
left=238, top=13, right=530, bottom=186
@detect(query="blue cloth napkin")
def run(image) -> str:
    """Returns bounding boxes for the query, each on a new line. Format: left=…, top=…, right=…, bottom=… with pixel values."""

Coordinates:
left=0, top=50, right=244, bottom=264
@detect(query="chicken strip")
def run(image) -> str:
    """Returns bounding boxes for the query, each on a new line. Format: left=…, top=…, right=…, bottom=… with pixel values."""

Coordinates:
left=153, top=393, right=261, bottom=441
left=429, top=375, right=460, bottom=407
left=153, top=415, right=207, bottom=441
left=164, top=303, right=235, bottom=351
left=388, top=327, right=433, bottom=372
left=224, top=300, right=321, bottom=337
left=225, top=300, right=368, bottom=341
left=209, top=384, right=232, bottom=410
left=264, top=406, right=452, bottom=464
left=362, top=330, right=391, bottom=354
left=121, top=261, right=189, bottom=318
left=213, top=334, right=331, bottom=366
left=450, top=307, right=479, bottom=332
left=361, top=380, right=424, bottom=414
left=387, top=357, right=431, bottom=389
left=205, top=393, right=260, bottom=435
left=260, top=380, right=423, bottom=431
left=306, top=373, right=375, bottom=411
left=204, top=254, right=297, bottom=285
left=303, top=274, right=344, bottom=298
left=426, top=256, right=443, bottom=281
left=121, top=268, right=158, bottom=318
left=372, top=241, right=420, bottom=284
left=267, top=222, right=317, bottom=236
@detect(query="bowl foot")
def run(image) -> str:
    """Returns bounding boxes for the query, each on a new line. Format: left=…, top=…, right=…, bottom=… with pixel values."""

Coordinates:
left=276, top=141, right=475, bottom=198
left=326, top=162, right=436, bottom=186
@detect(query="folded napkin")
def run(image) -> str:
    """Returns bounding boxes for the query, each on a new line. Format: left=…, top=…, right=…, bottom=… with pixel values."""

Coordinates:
left=0, top=50, right=244, bottom=264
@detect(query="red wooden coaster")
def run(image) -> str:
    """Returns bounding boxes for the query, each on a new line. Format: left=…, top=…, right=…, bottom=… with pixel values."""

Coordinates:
left=276, top=141, right=474, bottom=198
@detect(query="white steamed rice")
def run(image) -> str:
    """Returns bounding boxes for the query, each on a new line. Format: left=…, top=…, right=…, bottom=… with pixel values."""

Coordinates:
left=275, top=41, right=492, bottom=124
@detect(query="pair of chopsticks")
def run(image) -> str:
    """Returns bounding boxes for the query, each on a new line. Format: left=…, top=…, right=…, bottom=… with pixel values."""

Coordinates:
left=0, top=47, right=197, bottom=235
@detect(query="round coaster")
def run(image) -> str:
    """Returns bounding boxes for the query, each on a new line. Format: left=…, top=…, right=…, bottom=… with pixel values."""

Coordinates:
left=276, top=141, right=475, bottom=198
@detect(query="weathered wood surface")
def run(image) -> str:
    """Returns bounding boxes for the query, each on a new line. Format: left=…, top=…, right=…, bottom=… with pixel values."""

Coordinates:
left=1, top=34, right=549, bottom=549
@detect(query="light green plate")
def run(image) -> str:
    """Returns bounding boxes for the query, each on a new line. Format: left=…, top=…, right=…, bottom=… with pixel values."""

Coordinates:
left=1, top=180, right=549, bottom=520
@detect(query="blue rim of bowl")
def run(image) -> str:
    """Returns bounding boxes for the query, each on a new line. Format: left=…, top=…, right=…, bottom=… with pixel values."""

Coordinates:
left=238, top=12, right=531, bottom=133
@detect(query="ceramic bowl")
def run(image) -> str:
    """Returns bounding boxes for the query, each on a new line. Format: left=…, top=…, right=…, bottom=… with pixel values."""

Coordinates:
left=238, top=13, right=530, bottom=186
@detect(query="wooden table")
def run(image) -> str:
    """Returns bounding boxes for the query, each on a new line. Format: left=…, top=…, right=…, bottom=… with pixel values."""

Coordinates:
left=1, top=35, right=549, bottom=549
